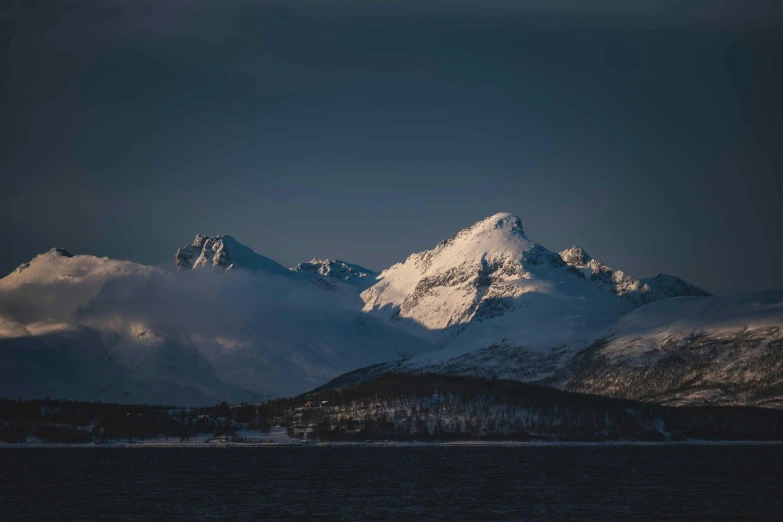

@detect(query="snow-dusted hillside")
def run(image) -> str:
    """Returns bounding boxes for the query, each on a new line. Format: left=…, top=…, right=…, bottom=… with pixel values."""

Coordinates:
left=551, top=289, right=783, bottom=408
left=0, top=246, right=428, bottom=405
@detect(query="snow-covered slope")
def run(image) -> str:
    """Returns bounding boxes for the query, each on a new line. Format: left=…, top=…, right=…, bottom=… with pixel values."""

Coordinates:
left=175, top=234, right=290, bottom=275
left=551, top=289, right=783, bottom=408
left=360, top=212, right=706, bottom=380
left=0, top=247, right=428, bottom=405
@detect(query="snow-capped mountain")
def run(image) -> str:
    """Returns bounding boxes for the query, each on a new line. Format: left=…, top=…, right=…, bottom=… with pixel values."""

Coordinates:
left=0, top=245, right=428, bottom=405
left=359, top=212, right=706, bottom=379
left=3, top=213, right=779, bottom=409
left=175, top=234, right=290, bottom=275
left=326, top=212, right=777, bottom=407
left=549, top=289, right=783, bottom=408
left=291, top=258, right=376, bottom=288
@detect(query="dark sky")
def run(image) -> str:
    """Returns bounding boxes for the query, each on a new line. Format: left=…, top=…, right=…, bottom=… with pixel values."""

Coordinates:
left=1, top=0, right=782, bottom=294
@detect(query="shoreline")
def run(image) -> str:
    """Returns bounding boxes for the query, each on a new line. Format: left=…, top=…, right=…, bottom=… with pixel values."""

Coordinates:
left=4, top=439, right=783, bottom=448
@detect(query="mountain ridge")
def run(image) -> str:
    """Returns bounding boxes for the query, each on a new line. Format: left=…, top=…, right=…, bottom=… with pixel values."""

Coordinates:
left=2, top=212, right=776, bottom=408
left=359, top=212, right=708, bottom=374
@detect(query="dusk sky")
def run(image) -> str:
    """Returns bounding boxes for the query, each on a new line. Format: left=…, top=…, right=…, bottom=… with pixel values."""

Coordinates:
left=1, top=0, right=781, bottom=295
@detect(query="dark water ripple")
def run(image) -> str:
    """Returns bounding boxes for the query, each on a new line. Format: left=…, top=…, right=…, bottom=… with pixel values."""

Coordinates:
left=1, top=446, right=782, bottom=521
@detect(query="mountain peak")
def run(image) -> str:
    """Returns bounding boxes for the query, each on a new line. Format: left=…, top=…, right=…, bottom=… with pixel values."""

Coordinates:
left=13, top=248, right=75, bottom=273
left=486, top=212, right=523, bottom=230
left=559, top=245, right=591, bottom=268
left=363, top=211, right=713, bottom=353
left=192, top=234, right=209, bottom=248
left=457, top=212, right=525, bottom=240
left=175, top=235, right=289, bottom=275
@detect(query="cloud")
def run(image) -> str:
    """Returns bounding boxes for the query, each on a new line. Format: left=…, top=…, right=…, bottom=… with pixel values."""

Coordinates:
left=0, top=266, right=358, bottom=340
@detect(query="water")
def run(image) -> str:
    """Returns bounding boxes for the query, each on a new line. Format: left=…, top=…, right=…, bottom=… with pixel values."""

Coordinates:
left=2, top=445, right=782, bottom=521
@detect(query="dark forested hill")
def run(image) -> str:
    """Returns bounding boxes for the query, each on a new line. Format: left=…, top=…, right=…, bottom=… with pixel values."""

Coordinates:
left=286, top=374, right=783, bottom=441
left=4, top=374, right=783, bottom=443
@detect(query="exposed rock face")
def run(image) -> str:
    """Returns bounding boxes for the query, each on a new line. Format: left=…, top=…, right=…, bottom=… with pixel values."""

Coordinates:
left=559, top=245, right=591, bottom=267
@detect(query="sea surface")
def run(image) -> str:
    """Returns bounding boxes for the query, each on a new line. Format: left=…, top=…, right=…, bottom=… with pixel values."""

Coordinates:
left=2, top=445, right=782, bottom=521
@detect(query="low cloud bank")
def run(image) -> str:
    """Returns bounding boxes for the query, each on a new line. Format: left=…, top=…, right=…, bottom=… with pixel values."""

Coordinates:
left=0, top=267, right=361, bottom=339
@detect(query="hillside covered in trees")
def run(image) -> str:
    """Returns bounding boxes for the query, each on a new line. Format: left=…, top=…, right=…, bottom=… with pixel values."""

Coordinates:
left=3, top=374, right=783, bottom=444
left=285, top=374, right=783, bottom=441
